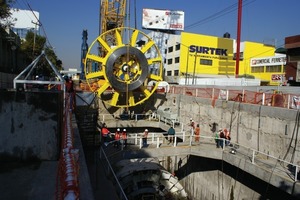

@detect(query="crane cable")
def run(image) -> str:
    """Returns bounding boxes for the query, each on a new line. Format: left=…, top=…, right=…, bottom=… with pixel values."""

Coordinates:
left=134, top=0, right=137, bottom=29
left=125, top=0, right=130, bottom=111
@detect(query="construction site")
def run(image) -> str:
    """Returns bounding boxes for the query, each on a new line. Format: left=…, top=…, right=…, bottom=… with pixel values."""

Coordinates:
left=1, top=0, right=300, bottom=200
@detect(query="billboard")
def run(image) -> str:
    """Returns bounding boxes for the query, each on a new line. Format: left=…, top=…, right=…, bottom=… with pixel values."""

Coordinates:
left=10, top=9, right=40, bottom=29
left=142, top=8, right=184, bottom=31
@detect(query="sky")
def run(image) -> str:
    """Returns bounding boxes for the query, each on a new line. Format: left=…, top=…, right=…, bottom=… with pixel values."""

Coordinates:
left=13, top=0, right=300, bottom=71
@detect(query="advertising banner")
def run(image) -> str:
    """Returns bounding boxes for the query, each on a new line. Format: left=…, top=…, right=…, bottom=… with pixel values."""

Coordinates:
left=142, top=8, right=184, bottom=31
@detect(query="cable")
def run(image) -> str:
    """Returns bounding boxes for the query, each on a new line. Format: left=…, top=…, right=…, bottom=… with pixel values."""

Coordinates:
left=17, top=0, right=54, bottom=50
left=185, top=0, right=257, bottom=31
left=26, top=3, right=54, bottom=49
left=134, top=0, right=137, bottom=29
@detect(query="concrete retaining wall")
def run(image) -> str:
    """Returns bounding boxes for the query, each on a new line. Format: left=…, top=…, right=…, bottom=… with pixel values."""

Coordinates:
left=0, top=90, right=63, bottom=161
left=158, top=93, right=300, bottom=165
left=170, top=155, right=296, bottom=200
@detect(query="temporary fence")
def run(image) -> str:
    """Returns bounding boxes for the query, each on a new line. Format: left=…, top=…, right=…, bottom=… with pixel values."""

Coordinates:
left=56, top=94, right=80, bottom=200
left=168, top=85, right=300, bottom=109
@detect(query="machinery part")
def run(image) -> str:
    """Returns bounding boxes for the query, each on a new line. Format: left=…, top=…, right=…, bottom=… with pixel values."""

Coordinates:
left=100, top=0, right=127, bottom=56
left=84, top=27, right=163, bottom=108
left=100, top=0, right=126, bottom=33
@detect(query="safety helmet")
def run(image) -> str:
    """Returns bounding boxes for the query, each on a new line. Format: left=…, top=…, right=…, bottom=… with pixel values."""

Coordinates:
left=117, top=128, right=120, bottom=131
left=145, top=129, right=148, bottom=132
left=123, top=129, right=126, bottom=132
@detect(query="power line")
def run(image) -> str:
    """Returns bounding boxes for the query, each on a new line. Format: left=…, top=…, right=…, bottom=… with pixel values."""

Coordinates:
left=16, top=0, right=54, bottom=50
left=26, top=2, right=53, bottom=49
left=185, top=0, right=257, bottom=31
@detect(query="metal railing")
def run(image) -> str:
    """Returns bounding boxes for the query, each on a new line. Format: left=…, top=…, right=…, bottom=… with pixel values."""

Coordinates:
left=99, top=147, right=128, bottom=200
left=99, top=113, right=182, bottom=128
left=104, top=132, right=299, bottom=182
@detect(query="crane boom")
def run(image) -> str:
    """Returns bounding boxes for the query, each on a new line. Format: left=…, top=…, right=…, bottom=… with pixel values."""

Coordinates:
left=100, top=0, right=127, bottom=34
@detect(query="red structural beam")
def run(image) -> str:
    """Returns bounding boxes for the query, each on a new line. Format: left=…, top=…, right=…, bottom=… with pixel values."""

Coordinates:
left=235, top=0, right=243, bottom=77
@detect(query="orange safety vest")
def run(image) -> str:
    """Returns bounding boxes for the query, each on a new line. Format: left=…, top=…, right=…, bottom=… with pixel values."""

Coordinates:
left=122, top=132, right=127, bottom=139
left=115, top=132, right=120, bottom=140
left=102, top=128, right=110, bottom=137
left=195, top=127, right=200, bottom=135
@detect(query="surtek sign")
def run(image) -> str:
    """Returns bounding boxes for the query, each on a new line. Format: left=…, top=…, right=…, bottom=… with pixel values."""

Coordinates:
left=189, top=45, right=228, bottom=56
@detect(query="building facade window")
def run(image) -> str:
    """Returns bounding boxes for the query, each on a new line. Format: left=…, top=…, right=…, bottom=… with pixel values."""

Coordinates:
left=168, top=46, right=173, bottom=53
left=233, top=52, right=244, bottom=60
left=174, top=70, right=179, bottom=76
left=167, top=71, right=172, bottom=76
left=251, top=66, right=264, bottom=73
left=175, top=57, right=180, bottom=63
left=266, top=65, right=282, bottom=72
left=167, top=58, right=172, bottom=65
left=175, top=44, right=180, bottom=51
left=200, top=59, right=213, bottom=66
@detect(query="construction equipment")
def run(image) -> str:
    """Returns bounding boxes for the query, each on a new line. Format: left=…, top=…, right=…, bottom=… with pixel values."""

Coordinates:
left=84, top=0, right=163, bottom=108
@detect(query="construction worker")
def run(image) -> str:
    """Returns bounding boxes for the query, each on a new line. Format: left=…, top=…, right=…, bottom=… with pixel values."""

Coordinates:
left=114, top=128, right=121, bottom=148
left=224, top=128, right=231, bottom=146
left=167, top=126, right=175, bottom=144
left=101, top=123, right=110, bottom=143
left=121, top=129, right=127, bottom=148
left=142, top=129, right=149, bottom=147
left=219, top=129, right=226, bottom=148
left=195, top=124, right=200, bottom=142
left=188, top=118, right=195, bottom=135
left=65, top=76, right=75, bottom=111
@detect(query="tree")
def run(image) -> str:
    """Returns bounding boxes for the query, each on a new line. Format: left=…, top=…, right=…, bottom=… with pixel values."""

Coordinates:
left=0, top=0, right=16, bottom=28
left=21, top=31, right=45, bottom=62
left=20, top=31, right=62, bottom=77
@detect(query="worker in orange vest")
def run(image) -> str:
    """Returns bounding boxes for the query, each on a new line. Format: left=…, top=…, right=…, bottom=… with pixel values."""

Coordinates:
left=195, top=124, right=200, bottom=142
left=114, top=128, right=121, bottom=148
left=121, top=129, right=127, bottom=148
left=224, top=128, right=231, bottom=146
left=101, top=123, right=110, bottom=143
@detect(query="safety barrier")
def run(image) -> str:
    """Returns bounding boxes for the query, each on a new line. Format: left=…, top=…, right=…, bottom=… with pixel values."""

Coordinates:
left=56, top=94, right=80, bottom=200
left=168, top=86, right=300, bottom=109
left=106, top=132, right=300, bottom=182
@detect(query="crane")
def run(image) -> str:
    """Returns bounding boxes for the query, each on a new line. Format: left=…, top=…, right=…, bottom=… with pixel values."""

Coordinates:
left=100, top=0, right=126, bottom=33
left=83, top=0, right=164, bottom=108
left=80, top=30, right=88, bottom=79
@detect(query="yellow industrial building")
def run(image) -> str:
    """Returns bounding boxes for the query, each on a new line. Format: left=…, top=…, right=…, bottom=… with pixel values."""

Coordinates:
left=167, top=32, right=286, bottom=86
